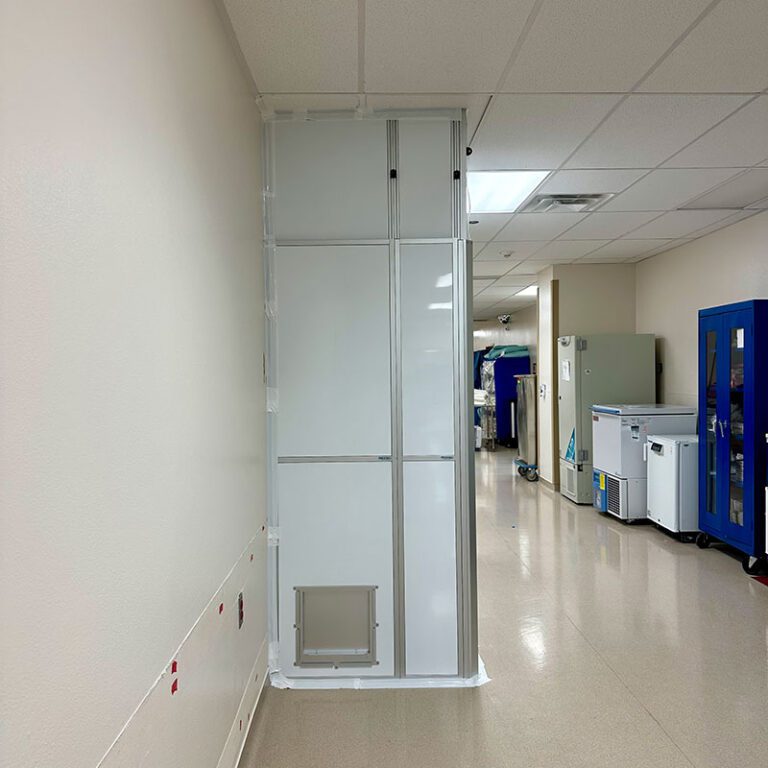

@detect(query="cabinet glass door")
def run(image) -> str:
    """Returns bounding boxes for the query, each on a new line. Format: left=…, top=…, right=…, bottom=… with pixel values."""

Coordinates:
left=723, top=311, right=751, bottom=547
left=702, top=324, right=719, bottom=528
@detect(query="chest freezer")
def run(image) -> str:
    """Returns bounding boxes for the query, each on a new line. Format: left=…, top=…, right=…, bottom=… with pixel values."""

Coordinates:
left=592, top=404, right=696, bottom=522
left=646, top=435, right=699, bottom=536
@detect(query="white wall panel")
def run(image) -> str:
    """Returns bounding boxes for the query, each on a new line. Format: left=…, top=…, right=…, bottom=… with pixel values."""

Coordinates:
left=401, top=244, right=455, bottom=456
left=403, top=462, right=458, bottom=676
left=276, top=245, right=391, bottom=457
left=272, top=121, right=389, bottom=240
left=278, top=462, right=394, bottom=677
left=398, top=120, right=453, bottom=238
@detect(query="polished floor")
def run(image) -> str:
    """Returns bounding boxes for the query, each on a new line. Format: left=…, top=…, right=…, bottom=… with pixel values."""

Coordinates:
left=242, top=450, right=768, bottom=768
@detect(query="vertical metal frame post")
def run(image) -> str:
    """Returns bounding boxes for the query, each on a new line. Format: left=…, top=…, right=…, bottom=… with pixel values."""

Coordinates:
left=387, top=120, right=406, bottom=678
left=451, top=116, right=478, bottom=678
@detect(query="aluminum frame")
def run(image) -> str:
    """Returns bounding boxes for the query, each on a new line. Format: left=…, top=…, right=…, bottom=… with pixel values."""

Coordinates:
left=264, top=112, right=477, bottom=681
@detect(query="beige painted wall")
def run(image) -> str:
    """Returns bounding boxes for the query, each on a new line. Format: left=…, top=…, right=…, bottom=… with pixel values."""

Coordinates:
left=554, top=263, right=637, bottom=335
left=0, top=2, right=267, bottom=767
left=473, top=304, right=538, bottom=361
left=636, top=211, right=768, bottom=406
left=537, top=264, right=637, bottom=484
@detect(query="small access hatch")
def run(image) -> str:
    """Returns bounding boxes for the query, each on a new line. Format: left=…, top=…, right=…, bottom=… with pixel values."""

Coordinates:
left=294, top=585, right=377, bottom=667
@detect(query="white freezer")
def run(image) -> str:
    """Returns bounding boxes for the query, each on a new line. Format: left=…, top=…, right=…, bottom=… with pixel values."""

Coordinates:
left=646, top=435, right=699, bottom=535
left=592, top=404, right=697, bottom=479
left=592, top=404, right=696, bottom=522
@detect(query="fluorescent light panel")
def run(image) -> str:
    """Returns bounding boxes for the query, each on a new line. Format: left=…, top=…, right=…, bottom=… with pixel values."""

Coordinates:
left=515, top=285, right=538, bottom=297
left=468, top=171, right=549, bottom=213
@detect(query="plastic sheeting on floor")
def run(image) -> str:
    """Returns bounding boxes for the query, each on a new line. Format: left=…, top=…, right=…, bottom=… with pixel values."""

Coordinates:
left=269, top=658, right=490, bottom=690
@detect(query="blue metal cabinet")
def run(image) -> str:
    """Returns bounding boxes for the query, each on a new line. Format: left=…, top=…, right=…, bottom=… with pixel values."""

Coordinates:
left=697, top=300, right=768, bottom=573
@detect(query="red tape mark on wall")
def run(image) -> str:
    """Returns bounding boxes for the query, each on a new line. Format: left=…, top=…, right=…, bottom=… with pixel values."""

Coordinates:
left=171, top=679, right=178, bottom=695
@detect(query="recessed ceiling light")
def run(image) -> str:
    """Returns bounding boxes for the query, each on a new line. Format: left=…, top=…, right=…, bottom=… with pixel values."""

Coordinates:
left=515, top=285, right=538, bottom=297
left=467, top=171, right=549, bottom=213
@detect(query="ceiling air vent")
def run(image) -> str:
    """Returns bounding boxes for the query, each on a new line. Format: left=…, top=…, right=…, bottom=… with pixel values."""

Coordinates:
left=519, top=193, right=613, bottom=214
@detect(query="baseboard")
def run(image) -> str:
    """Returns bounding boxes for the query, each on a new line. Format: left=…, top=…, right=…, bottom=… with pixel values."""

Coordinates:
left=539, top=476, right=558, bottom=491
left=96, top=532, right=268, bottom=768
left=220, top=637, right=269, bottom=768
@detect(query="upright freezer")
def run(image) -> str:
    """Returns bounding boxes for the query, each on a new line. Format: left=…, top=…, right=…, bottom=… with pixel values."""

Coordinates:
left=592, top=404, right=697, bottom=521
left=558, top=334, right=656, bottom=504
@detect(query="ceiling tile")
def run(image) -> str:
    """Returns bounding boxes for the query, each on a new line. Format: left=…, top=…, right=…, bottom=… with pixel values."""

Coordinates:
left=601, top=168, right=743, bottom=211
left=474, top=241, right=547, bottom=261
left=665, top=97, right=768, bottom=168
left=507, top=261, right=554, bottom=275
left=681, top=209, right=762, bottom=239
left=478, top=286, right=530, bottom=299
left=629, top=209, right=735, bottom=239
left=502, top=0, right=711, bottom=92
left=473, top=279, right=495, bottom=295
left=638, top=0, right=768, bottom=93
left=468, top=214, right=511, bottom=242
left=586, top=239, right=673, bottom=259
left=531, top=240, right=609, bottom=260
left=495, top=212, right=586, bottom=241
left=365, top=0, right=538, bottom=92
left=493, top=297, right=537, bottom=312
left=576, top=254, right=631, bottom=263
left=493, top=274, right=539, bottom=287
left=472, top=261, right=516, bottom=278
left=470, top=95, right=620, bottom=170
left=560, top=212, right=659, bottom=239
left=681, top=169, right=768, bottom=210
left=223, top=0, right=358, bottom=92
left=566, top=95, right=749, bottom=169
left=635, top=239, right=693, bottom=260
left=537, top=169, right=647, bottom=195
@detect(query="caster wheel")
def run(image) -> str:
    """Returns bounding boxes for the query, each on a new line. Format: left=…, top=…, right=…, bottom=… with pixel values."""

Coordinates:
left=525, top=468, right=539, bottom=482
left=742, top=556, right=768, bottom=576
left=517, top=466, right=526, bottom=477
left=695, top=533, right=711, bottom=549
